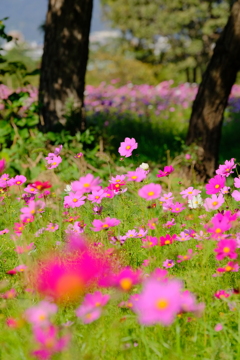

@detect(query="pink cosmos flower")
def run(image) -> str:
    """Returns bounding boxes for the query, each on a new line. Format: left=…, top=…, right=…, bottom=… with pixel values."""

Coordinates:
left=159, top=192, right=174, bottom=202
left=88, top=189, right=106, bottom=204
left=232, top=190, right=240, bottom=201
left=91, top=217, right=121, bottom=231
left=20, top=200, right=45, bottom=222
left=118, top=137, right=138, bottom=157
left=205, top=175, right=226, bottom=195
left=110, top=267, right=142, bottom=291
left=7, top=264, right=27, bottom=275
left=147, top=218, right=158, bottom=230
left=159, top=234, right=176, bottom=246
left=46, top=155, right=62, bottom=169
left=162, top=218, right=176, bottom=228
left=138, top=183, right=162, bottom=200
left=203, top=194, right=224, bottom=211
left=103, top=188, right=115, bottom=199
left=46, top=223, right=59, bottom=232
left=24, top=185, right=38, bottom=194
left=132, top=278, right=182, bottom=326
left=0, top=173, right=9, bottom=187
left=156, top=165, right=174, bottom=178
left=214, top=290, right=230, bottom=299
left=15, top=242, right=34, bottom=254
left=151, top=268, right=168, bottom=281
left=0, top=228, right=9, bottom=235
left=76, top=304, right=102, bottom=324
left=83, top=291, right=110, bottom=308
left=25, top=301, right=58, bottom=327
left=234, top=177, right=240, bottom=188
left=63, top=192, right=86, bottom=208
left=0, top=288, right=17, bottom=299
left=12, top=175, right=27, bottom=186
left=215, top=323, right=223, bottom=332
left=221, top=186, right=230, bottom=194
left=65, top=221, right=86, bottom=234
left=74, top=152, right=83, bottom=158
left=109, top=175, right=126, bottom=184
left=163, top=259, right=175, bottom=268
left=216, top=159, right=236, bottom=177
left=32, top=325, right=69, bottom=360
left=171, top=201, right=185, bottom=213
left=180, top=290, right=205, bottom=316
left=214, top=239, right=237, bottom=261
left=137, top=228, right=148, bottom=237
left=177, top=249, right=195, bottom=263
left=185, top=154, right=191, bottom=160
left=141, top=236, right=158, bottom=248
left=71, top=173, right=101, bottom=194
left=125, top=229, right=138, bottom=238
left=176, top=232, right=191, bottom=242
left=180, top=187, right=201, bottom=200
left=126, top=169, right=146, bottom=182
left=217, top=261, right=239, bottom=273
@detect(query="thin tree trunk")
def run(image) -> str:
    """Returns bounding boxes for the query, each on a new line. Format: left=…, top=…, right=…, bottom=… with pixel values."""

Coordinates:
left=186, top=0, right=240, bottom=181
left=39, top=0, right=93, bottom=132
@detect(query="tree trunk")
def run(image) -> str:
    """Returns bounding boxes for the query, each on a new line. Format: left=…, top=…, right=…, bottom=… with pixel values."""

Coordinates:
left=186, top=0, right=240, bottom=181
left=39, top=0, right=93, bottom=133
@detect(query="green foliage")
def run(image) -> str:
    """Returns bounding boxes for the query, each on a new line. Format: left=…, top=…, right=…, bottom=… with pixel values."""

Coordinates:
left=101, top=0, right=231, bottom=81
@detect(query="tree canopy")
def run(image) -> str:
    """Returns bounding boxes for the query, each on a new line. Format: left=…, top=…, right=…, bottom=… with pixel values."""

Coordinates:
left=101, top=0, right=232, bottom=81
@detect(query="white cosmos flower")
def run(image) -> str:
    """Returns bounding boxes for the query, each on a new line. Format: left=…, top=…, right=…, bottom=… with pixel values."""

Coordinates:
left=64, top=184, right=72, bottom=193
left=139, top=163, right=149, bottom=170
left=188, top=194, right=203, bottom=209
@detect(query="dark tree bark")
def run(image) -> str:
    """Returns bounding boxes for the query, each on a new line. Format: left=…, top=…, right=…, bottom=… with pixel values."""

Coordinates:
left=39, top=0, right=93, bottom=132
left=186, top=0, right=240, bottom=181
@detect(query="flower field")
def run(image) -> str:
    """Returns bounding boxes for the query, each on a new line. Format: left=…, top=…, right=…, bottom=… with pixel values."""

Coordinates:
left=0, top=133, right=240, bottom=360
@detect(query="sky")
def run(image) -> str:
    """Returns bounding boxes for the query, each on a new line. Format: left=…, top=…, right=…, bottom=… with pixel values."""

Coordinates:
left=0, top=0, right=110, bottom=44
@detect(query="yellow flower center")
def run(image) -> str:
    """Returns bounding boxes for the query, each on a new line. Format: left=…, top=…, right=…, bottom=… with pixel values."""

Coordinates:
left=215, top=228, right=221, bottom=233
left=16, top=181, right=21, bottom=185
left=126, top=146, right=131, bottom=150
left=215, top=184, right=220, bottom=188
left=165, top=240, right=170, bottom=244
left=188, top=191, right=192, bottom=194
left=102, top=224, right=109, bottom=228
left=148, top=191, right=154, bottom=196
left=131, top=176, right=137, bottom=179
left=223, top=247, right=230, bottom=253
left=95, top=196, right=100, bottom=199
left=52, top=162, right=57, bottom=165
left=225, top=265, right=232, bottom=272
left=212, top=201, right=218, bottom=206
left=83, top=183, right=90, bottom=188
left=156, top=299, right=169, bottom=310
left=120, top=278, right=132, bottom=291
left=175, top=208, right=180, bottom=211
left=73, top=198, right=78, bottom=203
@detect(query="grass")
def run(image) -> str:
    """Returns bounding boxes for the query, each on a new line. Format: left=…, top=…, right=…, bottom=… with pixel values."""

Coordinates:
left=0, top=148, right=239, bottom=359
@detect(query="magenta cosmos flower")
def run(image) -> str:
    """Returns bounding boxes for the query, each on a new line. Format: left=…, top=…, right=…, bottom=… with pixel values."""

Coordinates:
left=180, top=187, right=201, bottom=200
left=214, top=239, right=237, bottom=261
left=205, top=175, right=226, bottom=195
left=71, top=173, right=101, bottom=194
left=132, top=278, right=182, bottom=326
left=138, top=183, right=162, bottom=201
left=91, top=217, right=120, bottom=231
left=118, top=137, right=138, bottom=157
left=156, top=165, right=174, bottom=178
